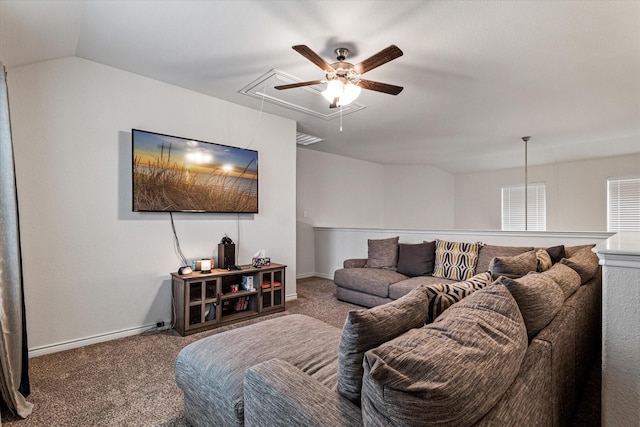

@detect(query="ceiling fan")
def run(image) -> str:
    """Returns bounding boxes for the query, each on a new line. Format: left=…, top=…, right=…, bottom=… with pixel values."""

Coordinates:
left=274, top=45, right=404, bottom=108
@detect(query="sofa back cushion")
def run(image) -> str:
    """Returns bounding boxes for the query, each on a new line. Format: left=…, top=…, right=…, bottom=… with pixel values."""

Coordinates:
left=364, top=236, right=399, bottom=269
left=396, top=241, right=436, bottom=277
left=498, top=274, right=564, bottom=339
left=425, top=271, right=493, bottom=323
left=476, top=245, right=534, bottom=273
left=432, top=239, right=482, bottom=281
left=361, top=283, right=528, bottom=426
left=337, top=284, right=429, bottom=403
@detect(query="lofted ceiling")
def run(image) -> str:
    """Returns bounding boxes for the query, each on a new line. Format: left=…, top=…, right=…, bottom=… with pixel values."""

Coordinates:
left=1, top=0, right=639, bottom=174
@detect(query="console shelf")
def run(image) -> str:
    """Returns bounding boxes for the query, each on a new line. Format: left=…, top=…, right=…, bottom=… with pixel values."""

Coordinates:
left=171, top=263, right=286, bottom=336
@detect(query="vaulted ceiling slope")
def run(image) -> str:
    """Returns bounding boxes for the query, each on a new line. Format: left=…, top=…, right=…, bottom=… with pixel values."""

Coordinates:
left=1, top=0, right=639, bottom=174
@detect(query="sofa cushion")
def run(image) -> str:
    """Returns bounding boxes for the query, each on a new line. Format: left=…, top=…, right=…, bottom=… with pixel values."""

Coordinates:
left=425, top=271, right=493, bottom=323
left=337, top=284, right=429, bottom=403
left=334, top=268, right=407, bottom=298
left=498, top=275, right=564, bottom=339
left=489, top=250, right=538, bottom=279
left=361, top=283, right=528, bottom=427
left=536, top=248, right=553, bottom=272
left=476, top=244, right=534, bottom=273
left=559, top=244, right=599, bottom=284
left=540, top=262, right=582, bottom=300
left=433, top=239, right=481, bottom=281
left=396, top=241, right=436, bottom=277
left=364, top=236, right=399, bottom=269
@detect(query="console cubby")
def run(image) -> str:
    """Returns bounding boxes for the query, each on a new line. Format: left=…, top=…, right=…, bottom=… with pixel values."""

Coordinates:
left=172, top=263, right=286, bottom=336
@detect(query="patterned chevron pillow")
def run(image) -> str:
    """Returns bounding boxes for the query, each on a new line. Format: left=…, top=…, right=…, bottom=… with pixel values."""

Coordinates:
left=433, top=239, right=482, bottom=281
left=425, top=271, right=493, bottom=323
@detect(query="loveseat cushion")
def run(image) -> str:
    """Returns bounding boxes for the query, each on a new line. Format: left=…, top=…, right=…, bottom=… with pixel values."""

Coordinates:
left=433, top=239, right=482, bottom=281
left=334, top=268, right=407, bottom=298
left=476, top=244, right=534, bottom=273
left=337, top=284, right=430, bottom=403
left=488, top=249, right=538, bottom=279
left=361, top=283, right=527, bottom=427
left=364, top=236, right=399, bottom=269
left=498, top=274, right=565, bottom=339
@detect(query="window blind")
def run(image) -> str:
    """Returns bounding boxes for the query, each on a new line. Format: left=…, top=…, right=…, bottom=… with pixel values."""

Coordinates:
left=608, top=177, right=640, bottom=232
left=502, top=183, right=546, bottom=231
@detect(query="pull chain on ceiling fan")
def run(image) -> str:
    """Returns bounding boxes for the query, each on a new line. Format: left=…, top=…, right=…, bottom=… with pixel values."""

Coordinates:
left=275, top=44, right=404, bottom=108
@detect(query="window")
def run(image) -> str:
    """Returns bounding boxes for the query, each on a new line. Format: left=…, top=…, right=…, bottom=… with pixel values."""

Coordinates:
left=608, top=176, right=640, bottom=232
left=502, top=183, right=546, bottom=231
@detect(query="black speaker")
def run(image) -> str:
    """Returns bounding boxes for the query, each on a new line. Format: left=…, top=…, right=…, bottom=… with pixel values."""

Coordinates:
left=218, top=243, right=236, bottom=269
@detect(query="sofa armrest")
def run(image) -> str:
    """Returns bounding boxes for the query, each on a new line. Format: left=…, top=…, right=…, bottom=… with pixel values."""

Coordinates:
left=244, top=359, right=362, bottom=427
left=344, top=258, right=367, bottom=268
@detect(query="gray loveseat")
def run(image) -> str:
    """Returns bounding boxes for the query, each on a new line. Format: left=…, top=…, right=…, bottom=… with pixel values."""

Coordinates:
left=175, top=240, right=601, bottom=426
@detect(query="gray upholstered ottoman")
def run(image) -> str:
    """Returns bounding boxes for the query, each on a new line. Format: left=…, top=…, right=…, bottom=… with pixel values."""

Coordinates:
left=175, top=314, right=342, bottom=426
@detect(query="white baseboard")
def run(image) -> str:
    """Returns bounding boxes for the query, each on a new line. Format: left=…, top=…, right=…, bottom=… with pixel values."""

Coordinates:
left=28, top=322, right=168, bottom=358
left=296, top=272, right=316, bottom=279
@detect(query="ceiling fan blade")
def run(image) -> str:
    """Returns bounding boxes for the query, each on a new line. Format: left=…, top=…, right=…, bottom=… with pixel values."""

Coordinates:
left=274, top=80, right=324, bottom=90
left=354, top=45, right=403, bottom=75
left=358, top=79, right=404, bottom=95
left=292, top=45, right=335, bottom=73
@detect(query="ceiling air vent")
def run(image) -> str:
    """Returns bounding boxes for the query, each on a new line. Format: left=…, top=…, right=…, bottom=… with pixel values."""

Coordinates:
left=296, top=132, right=323, bottom=146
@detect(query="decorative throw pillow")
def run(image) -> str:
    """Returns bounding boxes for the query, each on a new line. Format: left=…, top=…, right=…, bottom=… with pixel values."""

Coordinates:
left=364, top=236, right=399, bottom=270
left=432, top=239, right=481, bottom=281
left=488, top=250, right=537, bottom=279
left=545, top=245, right=566, bottom=264
left=536, top=249, right=553, bottom=272
left=396, top=241, right=436, bottom=277
left=337, top=284, right=430, bottom=403
left=361, top=284, right=527, bottom=427
left=559, top=244, right=599, bottom=284
left=425, top=271, right=493, bottom=323
left=497, top=275, right=564, bottom=339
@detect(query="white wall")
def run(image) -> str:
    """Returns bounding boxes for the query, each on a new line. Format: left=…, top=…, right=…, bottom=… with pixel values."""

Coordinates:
left=296, top=148, right=384, bottom=276
left=296, top=149, right=457, bottom=277
left=455, top=154, right=640, bottom=231
left=383, top=165, right=454, bottom=229
left=8, top=57, right=296, bottom=355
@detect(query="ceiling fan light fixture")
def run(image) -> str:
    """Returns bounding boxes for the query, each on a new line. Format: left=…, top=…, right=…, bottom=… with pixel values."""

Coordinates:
left=321, top=80, right=361, bottom=106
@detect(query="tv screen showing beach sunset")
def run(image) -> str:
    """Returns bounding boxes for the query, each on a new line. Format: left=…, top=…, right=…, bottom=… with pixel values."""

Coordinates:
left=132, top=129, right=258, bottom=213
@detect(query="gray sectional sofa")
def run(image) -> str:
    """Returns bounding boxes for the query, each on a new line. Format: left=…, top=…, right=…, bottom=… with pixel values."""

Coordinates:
left=175, top=238, right=601, bottom=426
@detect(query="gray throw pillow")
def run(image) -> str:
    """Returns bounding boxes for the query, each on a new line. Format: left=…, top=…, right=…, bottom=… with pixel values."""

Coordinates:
left=361, top=284, right=527, bottom=426
left=498, top=274, right=564, bottom=339
left=337, top=284, right=429, bottom=403
left=489, top=250, right=538, bottom=279
left=476, top=245, right=534, bottom=273
left=365, top=236, right=399, bottom=270
left=396, top=241, right=436, bottom=277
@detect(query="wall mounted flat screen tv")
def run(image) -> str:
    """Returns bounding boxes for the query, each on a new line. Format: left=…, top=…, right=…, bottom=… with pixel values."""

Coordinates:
left=132, top=129, right=258, bottom=213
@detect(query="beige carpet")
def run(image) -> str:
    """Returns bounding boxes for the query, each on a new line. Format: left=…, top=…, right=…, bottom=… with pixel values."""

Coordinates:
left=1, top=277, right=599, bottom=426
